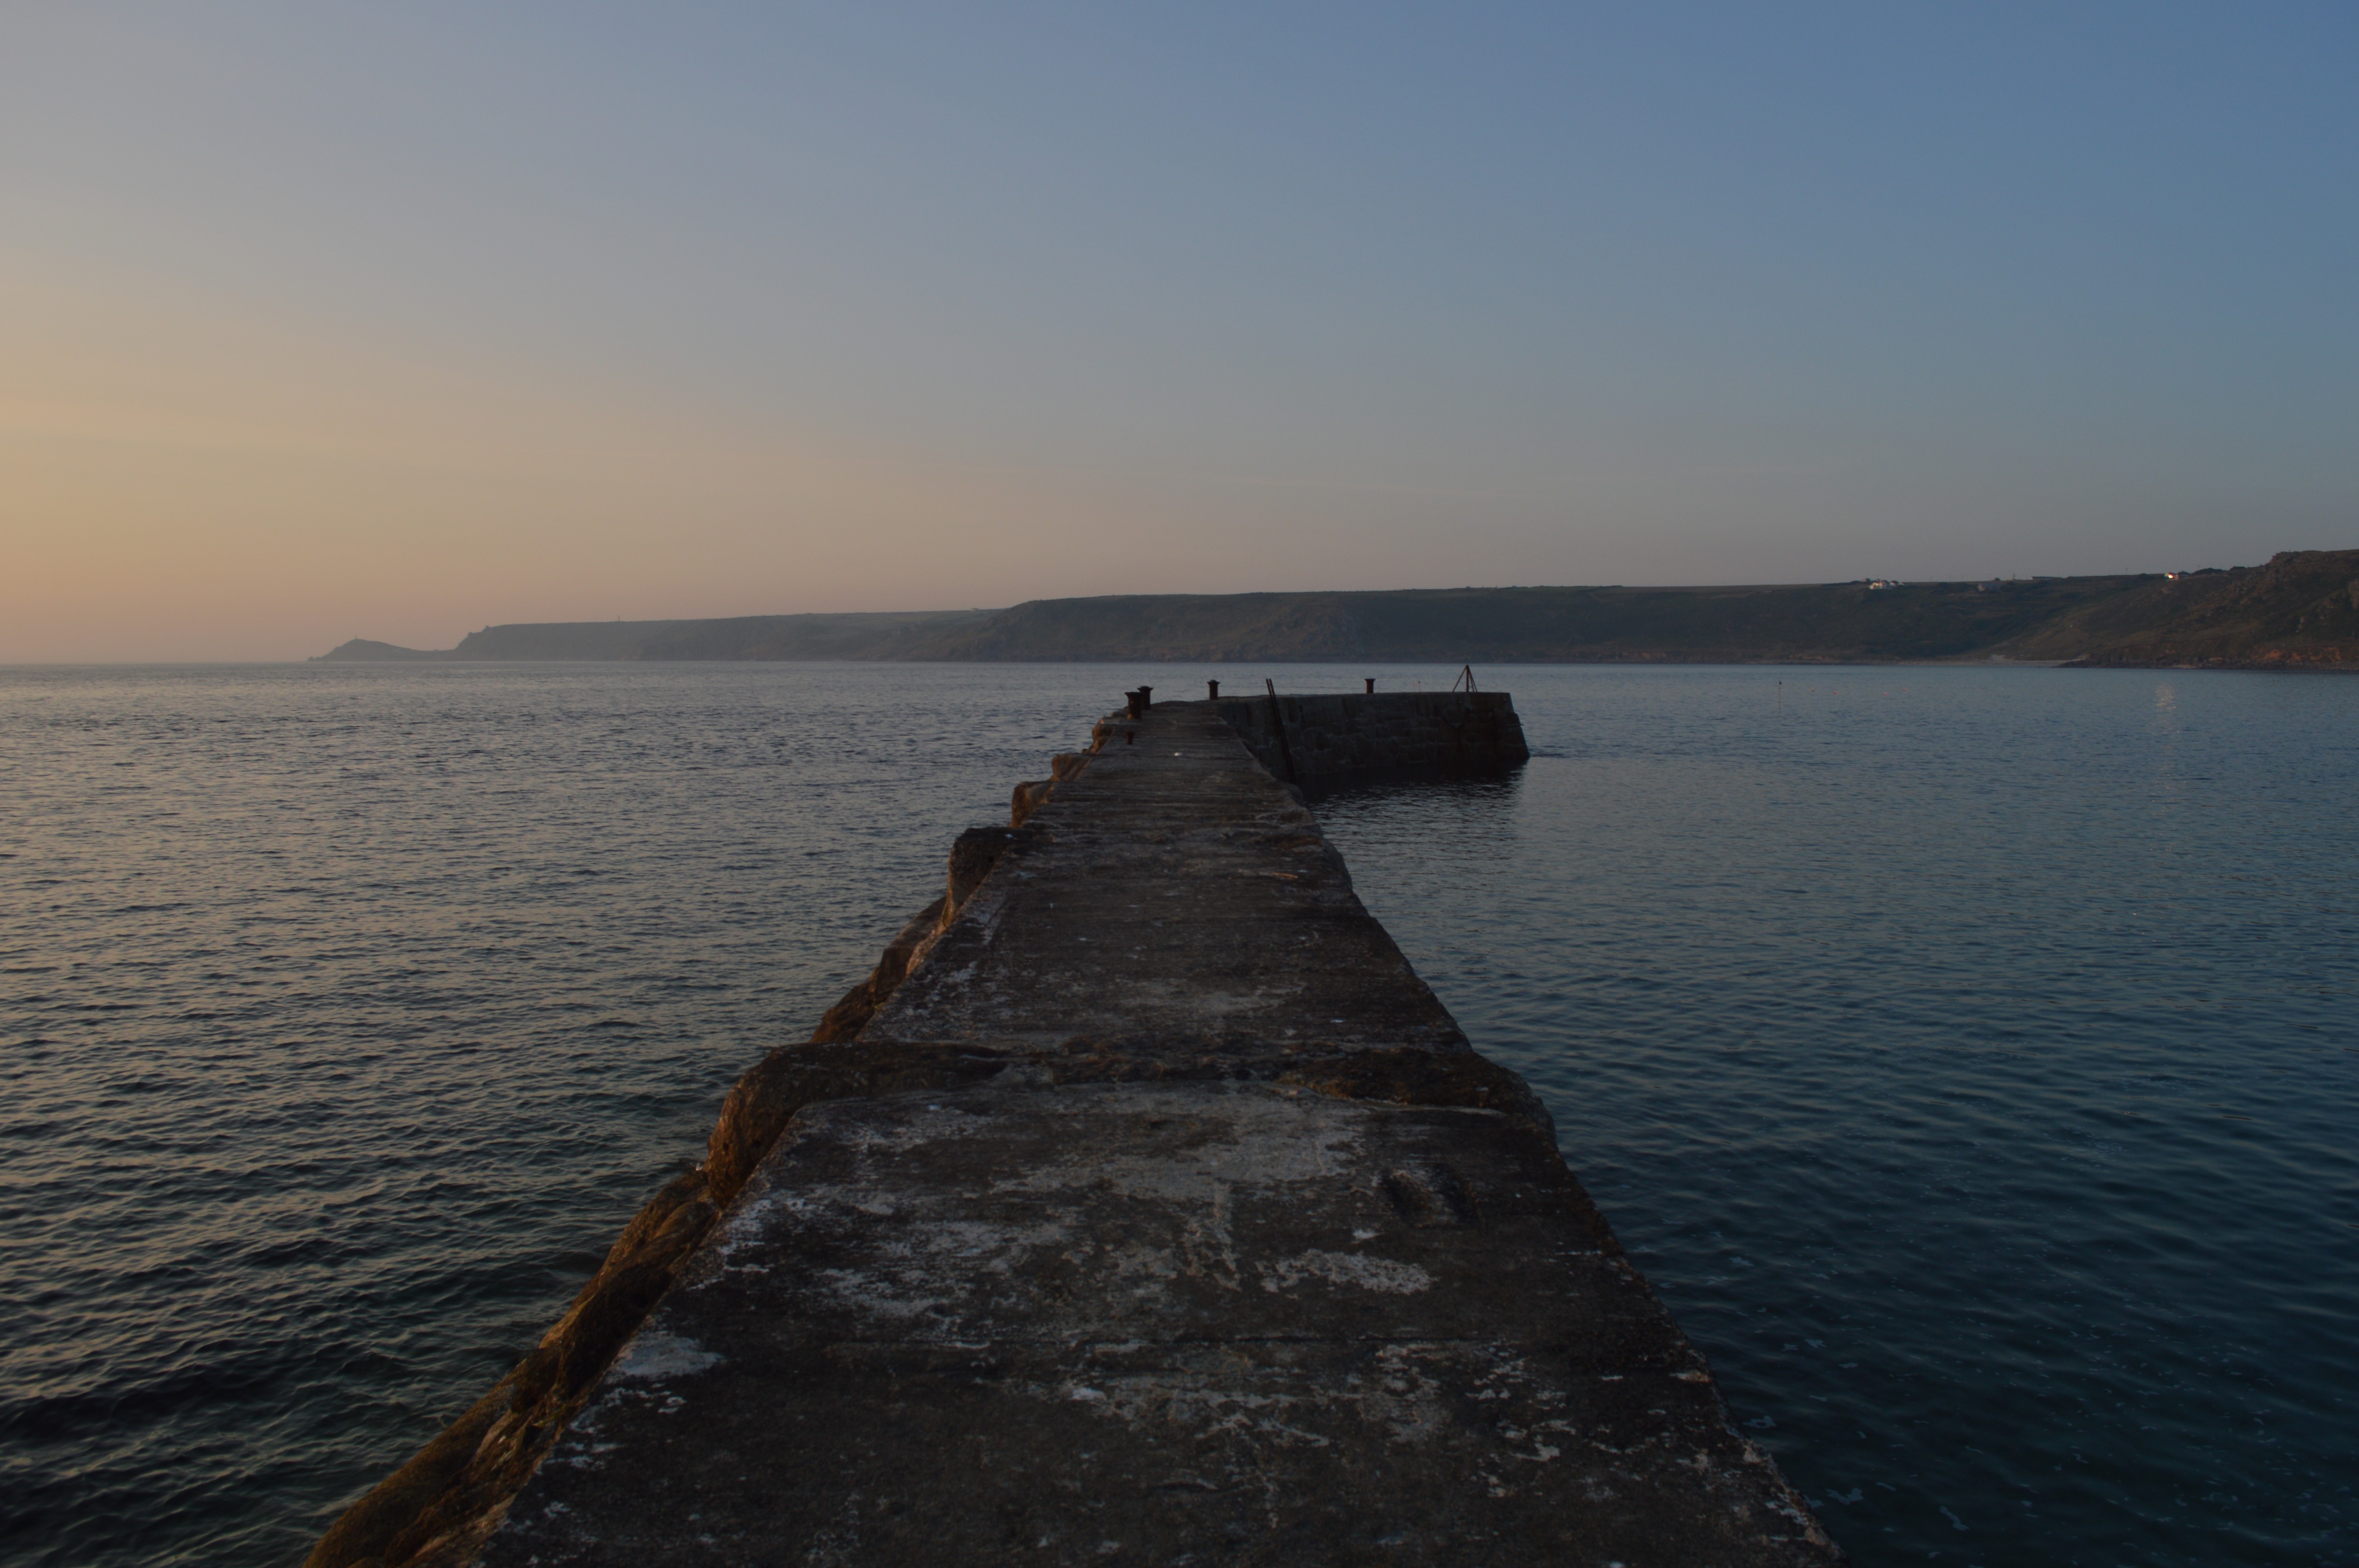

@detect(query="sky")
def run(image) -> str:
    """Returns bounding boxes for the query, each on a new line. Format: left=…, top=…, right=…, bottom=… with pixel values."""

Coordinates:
left=4, top=3, right=2354, bottom=660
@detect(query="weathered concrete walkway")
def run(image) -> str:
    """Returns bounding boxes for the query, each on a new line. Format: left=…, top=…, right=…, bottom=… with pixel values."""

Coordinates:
left=473, top=700, right=1838, bottom=1565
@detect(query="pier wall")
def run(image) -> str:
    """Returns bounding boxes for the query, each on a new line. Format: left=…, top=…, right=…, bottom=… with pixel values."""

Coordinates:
left=309, top=692, right=1836, bottom=1568
left=1205, top=690, right=1529, bottom=792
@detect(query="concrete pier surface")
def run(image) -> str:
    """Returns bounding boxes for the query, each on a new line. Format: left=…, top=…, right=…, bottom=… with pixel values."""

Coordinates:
left=318, top=697, right=1839, bottom=1566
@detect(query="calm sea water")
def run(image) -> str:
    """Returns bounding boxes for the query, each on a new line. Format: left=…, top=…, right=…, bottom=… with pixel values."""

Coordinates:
left=1, top=662, right=2351, bottom=1566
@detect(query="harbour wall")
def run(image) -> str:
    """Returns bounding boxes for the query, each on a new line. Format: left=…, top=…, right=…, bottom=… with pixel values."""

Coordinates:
left=1206, top=689, right=1530, bottom=792
left=307, top=690, right=1837, bottom=1568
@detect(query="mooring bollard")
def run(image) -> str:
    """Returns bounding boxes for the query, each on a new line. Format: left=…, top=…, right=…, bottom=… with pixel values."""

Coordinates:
left=1124, top=689, right=1147, bottom=719
left=1365, top=677, right=1375, bottom=693
left=1138, top=685, right=1153, bottom=709
left=1207, top=679, right=1220, bottom=700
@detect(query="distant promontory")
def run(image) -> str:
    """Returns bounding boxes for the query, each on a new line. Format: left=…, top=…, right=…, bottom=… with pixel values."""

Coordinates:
left=315, top=550, right=2359, bottom=669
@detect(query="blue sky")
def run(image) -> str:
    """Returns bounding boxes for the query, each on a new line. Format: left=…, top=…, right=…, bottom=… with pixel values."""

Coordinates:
left=5, top=3, right=2353, bottom=657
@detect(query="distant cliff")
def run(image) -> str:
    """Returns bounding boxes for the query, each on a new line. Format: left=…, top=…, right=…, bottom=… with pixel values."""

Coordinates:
left=2051, top=550, right=2359, bottom=669
left=314, top=555, right=2359, bottom=667
left=315, top=610, right=998, bottom=663
left=908, top=579, right=2154, bottom=663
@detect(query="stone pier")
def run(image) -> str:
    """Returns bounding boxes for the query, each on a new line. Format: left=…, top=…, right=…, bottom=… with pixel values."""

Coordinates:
left=313, top=696, right=1839, bottom=1567
left=1209, top=689, right=1530, bottom=792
